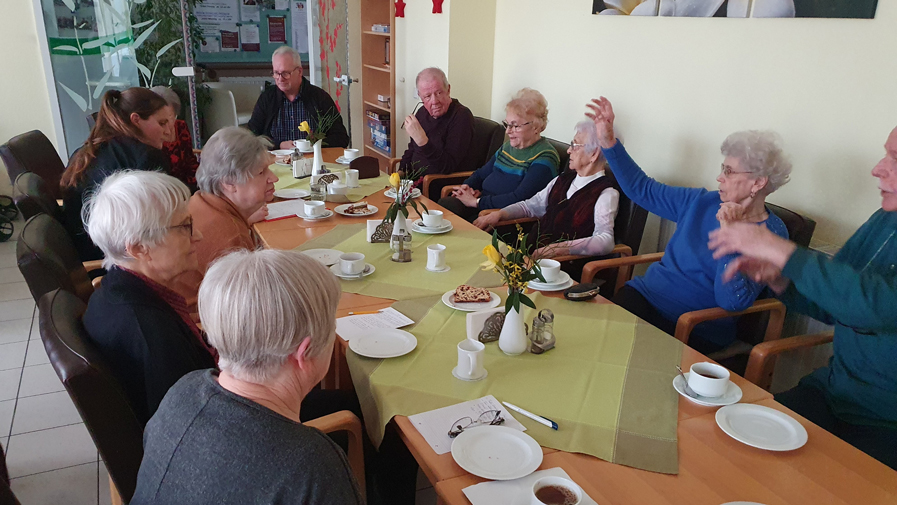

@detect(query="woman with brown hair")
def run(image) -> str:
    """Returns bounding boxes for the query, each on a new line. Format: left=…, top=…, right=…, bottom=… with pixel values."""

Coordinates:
left=61, top=87, right=173, bottom=260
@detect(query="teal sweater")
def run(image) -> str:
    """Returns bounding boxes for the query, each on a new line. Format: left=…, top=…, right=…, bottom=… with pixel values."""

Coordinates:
left=781, top=209, right=897, bottom=428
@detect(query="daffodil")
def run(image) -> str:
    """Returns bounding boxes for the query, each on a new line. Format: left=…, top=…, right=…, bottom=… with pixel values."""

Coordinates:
left=389, top=172, right=401, bottom=188
left=298, top=121, right=310, bottom=133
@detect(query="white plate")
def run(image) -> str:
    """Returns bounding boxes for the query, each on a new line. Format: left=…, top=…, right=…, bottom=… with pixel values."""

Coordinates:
left=299, top=249, right=343, bottom=266
left=300, top=209, right=334, bottom=221
left=451, top=425, right=543, bottom=481
left=349, top=329, right=417, bottom=358
left=441, top=290, right=501, bottom=312
left=270, top=149, right=294, bottom=156
left=385, top=187, right=422, bottom=199
left=673, top=373, right=743, bottom=407
left=527, top=271, right=574, bottom=292
left=716, top=404, right=808, bottom=451
left=411, top=220, right=454, bottom=235
left=330, top=262, right=376, bottom=280
left=334, top=156, right=356, bottom=165
left=274, top=161, right=292, bottom=167
left=273, top=188, right=310, bottom=199
left=334, top=203, right=379, bottom=217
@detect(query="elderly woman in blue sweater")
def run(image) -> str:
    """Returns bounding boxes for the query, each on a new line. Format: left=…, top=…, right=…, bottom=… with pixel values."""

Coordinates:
left=708, top=126, right=897, bottom=470
left=586, top=97, right=791, bottom=354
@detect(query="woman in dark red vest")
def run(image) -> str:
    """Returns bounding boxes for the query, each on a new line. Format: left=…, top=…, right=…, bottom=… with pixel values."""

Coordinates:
left=474, top=119, right=620, bottom=264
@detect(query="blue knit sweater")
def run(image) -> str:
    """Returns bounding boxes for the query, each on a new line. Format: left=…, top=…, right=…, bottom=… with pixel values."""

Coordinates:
left=602, top=141, right=788, bottom=348
left=464, top=139, right=559, bottom=210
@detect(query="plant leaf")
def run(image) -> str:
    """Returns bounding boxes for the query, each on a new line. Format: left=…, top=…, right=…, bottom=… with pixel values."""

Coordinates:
left=520, top=295, right=536, bottom=310
left=58, top=82, right=87, bottom=111
left=132, top=19, right=155, bottom=29
left=104, top=1, right=128, bottom=26
left=504, top=295, right=513, bottom=313
left=81, top=36, right=114, bottom=50
left=136, top=61, right=152, bottom=83
left=132, top=21, right=161, bottom=51
left=155, top=38, right=182, bottom=58
left=92, top=67, right=114, bottom=99
left=61, top=0, right=76, bottom=12
left=54, top=45, right=81, bottom=53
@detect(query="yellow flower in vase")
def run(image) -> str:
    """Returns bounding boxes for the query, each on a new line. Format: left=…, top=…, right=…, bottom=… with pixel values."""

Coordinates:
left=389, top=172, right=401, bottom=189
left=298, top=121, right=310, bottom=133
left=480, top=244, right=502, bottom=271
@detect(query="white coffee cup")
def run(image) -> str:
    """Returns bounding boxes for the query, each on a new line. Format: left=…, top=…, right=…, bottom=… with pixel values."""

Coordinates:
left=538, top=258, right=562, bottom=283
left=343, top=148, right=360, bottom=160
left=339, top=252, right=365, bottom=275
left=687, top=362, right=731, bottom=398
left=328, top=182, right=348, bottom=195
left=421, top=210, right=444, bottom=228
left=456, top=339, right=486, bottom=380
left=426, top=243, right=446, bottom=271
left=294, top=139, right=311, bottom=151
left=304, top=201, right=325, bottom=217
left=345, top=169, right=360, bottom=187
left=531, top=476, right=583, bottom=505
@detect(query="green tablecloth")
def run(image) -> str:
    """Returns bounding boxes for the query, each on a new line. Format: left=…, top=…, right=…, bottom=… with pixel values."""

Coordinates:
left=295, top=224, right=504, bottom=300
left=270, top=163, right=391, bottom=202
left=347, top=294, right=683, bottom=474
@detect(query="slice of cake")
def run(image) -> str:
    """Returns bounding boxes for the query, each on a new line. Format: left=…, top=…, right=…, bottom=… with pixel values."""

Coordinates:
left=453, top=285, right=492, bottom=303
left=346, top=202, right=370, bottom=214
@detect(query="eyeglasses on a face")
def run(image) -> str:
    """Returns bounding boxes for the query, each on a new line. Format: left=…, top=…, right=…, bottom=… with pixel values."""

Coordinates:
left=272, top=67, right=300, bottom=79
left=167, top=220, right=194, bottom=236
left=502, top=121, right=532, bottom=132
left=720, top=164, right=753, bottom=178
left=570, top=142, right=585, bottom=151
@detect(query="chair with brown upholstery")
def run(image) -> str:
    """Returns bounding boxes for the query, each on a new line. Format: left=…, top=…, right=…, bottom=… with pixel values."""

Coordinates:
left=39, top=288, right=144, bottom=504
left=12, top=172, right=62, bottom=221
left=0, top=441, right=22, bottom=505
left=0, top=130, right=66, bottom=200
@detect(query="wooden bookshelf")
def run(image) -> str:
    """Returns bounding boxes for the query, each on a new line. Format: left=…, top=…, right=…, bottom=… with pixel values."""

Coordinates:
left=359, top=0, right=396, bottom=171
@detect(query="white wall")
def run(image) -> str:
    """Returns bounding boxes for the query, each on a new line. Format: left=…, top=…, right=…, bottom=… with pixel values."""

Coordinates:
left=448, top=0, right=496, bottom=118
left=489, top=0, right=897, bottom=244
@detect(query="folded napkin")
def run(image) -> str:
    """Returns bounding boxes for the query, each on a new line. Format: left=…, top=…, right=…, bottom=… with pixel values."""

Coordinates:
left=462, top=467, right=597, bottom=505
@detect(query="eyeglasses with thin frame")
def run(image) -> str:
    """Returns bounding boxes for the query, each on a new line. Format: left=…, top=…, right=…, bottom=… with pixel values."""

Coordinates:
left=166, top=220, right=194, bottom=236
left=570, top=142, right=585, bottom=151
left=272, top=67, right=300, bottom=79
left=448, top=410, right=504, bottom=438
left=502, top=121, right=532, bottom=132
left=720, top=164, right=753, bottom=178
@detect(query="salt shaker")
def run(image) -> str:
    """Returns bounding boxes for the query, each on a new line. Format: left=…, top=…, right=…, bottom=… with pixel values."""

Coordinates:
left=291, top=148, right=302, bottom=178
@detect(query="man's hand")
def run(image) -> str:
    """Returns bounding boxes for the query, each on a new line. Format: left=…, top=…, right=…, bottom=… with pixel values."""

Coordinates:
left=473, top=211, right=503, bottom=231
left=280, top=140, right=295, bottom=150
left=248, top=204, right=269, bottom=224
left=584, top=97, right=617, bottom=149
left=708, top=222, right=797, bottom=269
left=404, top=115, right=428, bottom=146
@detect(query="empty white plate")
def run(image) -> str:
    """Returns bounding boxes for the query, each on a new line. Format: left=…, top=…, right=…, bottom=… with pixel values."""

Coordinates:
left=273, top=188, right=310, bottom=199
left=673, top=373, right=743, bottom=407
left=349, top=329, right=417, bottom=358
left=300, top=249, right=343, bottom=266
left=451, top=425, right=543, bottom=480
left=716, top=404, right=808, bottom=451
left=441, top=290, right=501, bottom=312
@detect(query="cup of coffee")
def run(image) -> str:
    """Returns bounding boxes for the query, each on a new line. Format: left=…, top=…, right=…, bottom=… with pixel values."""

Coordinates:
left=537, top=259, right=561, bottom=283
left=304, top=201, right=325, bottom=217
left=345, top=169, right=360, bottom=187
left=339, top=252, right=365, bottom=276
left=343, top=148, right=360, bottom=160
left=456, top=339, right=486, bottom=380
left=531, top=476, right=582, bottom=505
left=294, top=139, right=311, bottom=151
left=687, top=362, right=730, bottom=398
left=426, top=243, right=446, bottom=271
left=421, top=210, right=444, bottom=228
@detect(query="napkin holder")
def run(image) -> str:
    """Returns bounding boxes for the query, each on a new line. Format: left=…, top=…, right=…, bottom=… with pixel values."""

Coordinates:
left=368, top=220, right=392, bottom=243
left=466, top=308, right=504, bottom=342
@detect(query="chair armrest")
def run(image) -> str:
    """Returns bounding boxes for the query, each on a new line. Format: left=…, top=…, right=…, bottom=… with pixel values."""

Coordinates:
left=421, top=172, right=474, bottom=200
left=744, top=331, right=834, bottom=391
left=388, top=158, right=401, bottom=174
left=673, top=298, right=786, bottom=346
left=82, top=259, right=104, bottom=273
left=478, top=209, right=499, bottom=217
left=493, top=217, right=538, bottom=227
left=91, top=276, right=103, bottom=290
left=581, top=249, right=658, bottom=292
left=304, top=410, right=366, bottom=497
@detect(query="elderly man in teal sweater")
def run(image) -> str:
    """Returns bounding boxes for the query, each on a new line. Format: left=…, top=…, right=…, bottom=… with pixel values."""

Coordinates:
left=709, top=126, right=897, bottom=470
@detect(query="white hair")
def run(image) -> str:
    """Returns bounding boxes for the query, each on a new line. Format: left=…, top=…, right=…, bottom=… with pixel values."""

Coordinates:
left=415, top=67, right=449, bottom=91
left=573, top=119, right=603, bottom=159
left=150, top=86, right=181, bottom=118
left=720, top=130, right=792, bottom=192
left=198, top=249, right=341, bottom=383
left=197, top=127, right=272, bottom=196
left=272, top=45, right=302, bottom=67
left=83, top=171, right=190, bottom=270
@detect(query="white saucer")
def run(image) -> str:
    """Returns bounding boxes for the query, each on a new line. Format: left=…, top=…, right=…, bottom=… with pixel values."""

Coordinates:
left=270, top=149, right=294, bottom=156
left=274, top=161, right=291, bottom=167
left=673, top=373, right=743, bottom=407
left=300, top=209, right=334, bottom=220
left=349, top=329, right=417, bottom=358
left=330, top=263, right=375, bottom=280
left=334, top=203, right=379, bottom=217
left=527, top=271, right=574, bottom=292
left=299, top=147, right=314, bottom=153
left=334, top=156, right=357, bottom=165
left=385, top=187, right=422, bottom=199
left=452, top=367, right=487, bottom=381
left=451, top=425, right=543, bottom=481
left=411, top=220, right=453, bottom=235
left=300, top=249, right=343, bottom=266
left=426, top=265, right=451, bottom=273
left=441, top=290, right=501, bottom=312
left=273, top=188, right=310, bottom=199
left=716, top=404, right=808, bottom=451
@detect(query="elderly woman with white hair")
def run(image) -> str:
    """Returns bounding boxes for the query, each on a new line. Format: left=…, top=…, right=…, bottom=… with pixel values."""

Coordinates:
left=587, top=97, right=792, bottom=353
left=151, top=85, right=199, bottom=191
left=82, top=171, right=216, bottom=426
left=438, top=88, right=560, bottom=222
left=474, top=118, right=619, bottom=265
left=130, top=249, right=364, bottom=504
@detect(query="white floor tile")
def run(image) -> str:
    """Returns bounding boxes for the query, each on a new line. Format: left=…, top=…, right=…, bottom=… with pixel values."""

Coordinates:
left=11, top=391, right=81, bottom=435
left=0, top=298, right=35, bottom=322
left=0, top=368, right=21, bottom=402
left=18, top=363, right=64, bottom=398
left=0, top=281, right=30, bottom=302
left=30, top=313, right=40, bottom=340
left=0, top=399, right=14, bottom=438
left=0, top=253, right=18, bottom=268
left=0, top=317, right=33, bottom=345
left=415, top=485, right=437, bottom=505
left=0, top=341, right=27, bottom=371
left=0, top=266, right=24, bottom=285
left=24, top=339, right=49, bottom=367
left=10, top=461, right=99, bottom=505
left=0, top=241, right=15, bottom=255
left=99, top=461, right=113, bottom=505
left=6, top=423, right=98, bottom=478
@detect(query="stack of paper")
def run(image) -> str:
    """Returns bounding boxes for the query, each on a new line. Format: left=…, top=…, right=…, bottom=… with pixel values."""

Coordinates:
left=265, top=200, right=306, bottom=221
left=335, top=307, right=414, bottom=341
left=408, top=396, right=526, bottom=455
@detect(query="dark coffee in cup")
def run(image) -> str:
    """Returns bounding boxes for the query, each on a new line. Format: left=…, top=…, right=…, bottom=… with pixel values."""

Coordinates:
left=694, top=371, right=721, bottom=379
left=535, top=485, right=579, bottom=505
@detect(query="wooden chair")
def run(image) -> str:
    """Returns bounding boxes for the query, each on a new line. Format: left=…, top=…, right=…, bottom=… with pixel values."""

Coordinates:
left=0, top=130, right=67, bottom=200
left=744, top=331, right=834, bottom=391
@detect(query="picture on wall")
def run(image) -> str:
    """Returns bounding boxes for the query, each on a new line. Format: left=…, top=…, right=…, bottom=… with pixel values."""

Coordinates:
left=591, top=0, right=879, bottom=18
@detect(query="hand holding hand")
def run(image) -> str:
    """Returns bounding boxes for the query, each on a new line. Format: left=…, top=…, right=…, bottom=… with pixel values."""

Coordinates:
left=473, top=211, right=503, bottom=231
left=584, top=97, right=617, bottom=149
left=455, top=186, right=479, bottom=207
left=404, top=115, right=428, bottom=146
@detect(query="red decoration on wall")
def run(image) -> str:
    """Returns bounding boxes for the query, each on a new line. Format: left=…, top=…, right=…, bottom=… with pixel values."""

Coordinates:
left=395, top=0, right=406, bottom=17
left=432, top=0, right=444, bottom=13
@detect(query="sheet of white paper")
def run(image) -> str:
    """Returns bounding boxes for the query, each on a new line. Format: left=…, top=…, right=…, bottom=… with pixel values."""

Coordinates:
left=274, top=0, right=289, bottom=10
left=239, top=23, right=261, bottom=44
left=462, top=467, right=598, bottom=505
left=265, top=200, right=305, bottom=220
left=408, top=396, right=527, bottom=455
left=240, top=0, right=261, bottom=22
left=291, top=1, right=309, bottom=53
left=195, top=0, right=239, bottom=37
left=200, top=38, right=221, bottom=53
left=335, top=307, right=414, bottom=342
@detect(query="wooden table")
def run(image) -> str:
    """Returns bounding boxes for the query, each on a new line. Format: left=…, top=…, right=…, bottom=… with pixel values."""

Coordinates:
left=254, top=184, right=897, bottom=505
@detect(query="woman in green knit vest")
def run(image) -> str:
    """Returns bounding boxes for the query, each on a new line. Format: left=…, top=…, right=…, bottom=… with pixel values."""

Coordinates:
left=708, top=126, right=897, bottom=470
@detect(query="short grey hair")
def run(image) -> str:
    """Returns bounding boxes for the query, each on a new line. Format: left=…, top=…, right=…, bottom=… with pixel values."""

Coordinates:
left=720, top=130, right=792, bottom=192
left=273, top=45, right=302, bottom=67
left=573, top=119, right=603, bottom=158
left=83, top=171, right=190, bottom=270
left=197, top=127, right=272, bottom=196
left=198, top=249, right=341, bottom=383
left=415, top=67, right=449, bottom=91
left=150, top=86, right=181, bottom=118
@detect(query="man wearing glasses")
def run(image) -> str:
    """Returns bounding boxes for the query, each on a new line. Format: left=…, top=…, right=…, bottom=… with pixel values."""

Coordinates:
left=399, top=67, right=474, bottom=179
left=247, top=46, right=349, bottom=149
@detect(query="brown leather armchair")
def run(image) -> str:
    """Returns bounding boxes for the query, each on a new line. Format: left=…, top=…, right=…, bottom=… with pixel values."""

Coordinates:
left=12, top=172, right=61, bottom=221
left=0, top=130, right=66, bottom=200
